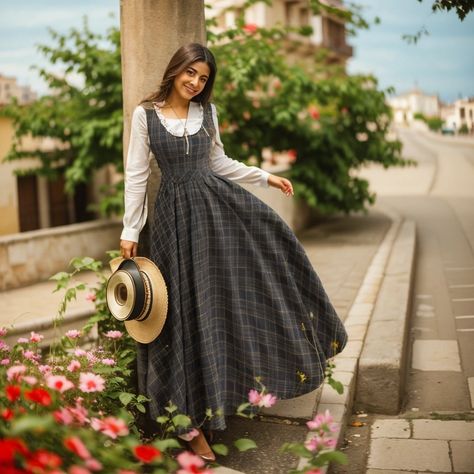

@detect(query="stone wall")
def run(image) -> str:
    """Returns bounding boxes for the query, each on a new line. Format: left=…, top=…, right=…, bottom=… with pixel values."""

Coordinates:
left=0, top=219, right=122, bottom=291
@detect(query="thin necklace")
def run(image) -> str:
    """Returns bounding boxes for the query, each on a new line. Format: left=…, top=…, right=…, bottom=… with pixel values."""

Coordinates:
left=168, top=102, right=190, bottom=155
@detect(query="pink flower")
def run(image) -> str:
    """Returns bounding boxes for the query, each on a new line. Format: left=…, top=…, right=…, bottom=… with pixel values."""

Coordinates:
left=85, top=293, right=96, bottom=302
left=30, top=331, right=44, bottom=343
left=91, top=416, right=129, bottom=439
left=259, top=393, right=277, bottom=408
left=38, top=364, right=52, bottom=375
left=79, top=372, right=105, bottom=393
left=305, top=435, right=323, bottom=452
left=74, top=348, right=87, bottom=357
left=176, top=451, right=205, bottom=470
left=248, top=389, right=261, bottom=405
left=100, top=358, right=115, bottom=366
left=23, top=350, right=39, bottom=361
left=85, top=458, right=102, bottom=471
left=46, top=375, right=74, bottom=393
left=0, top=340, right=10, bottom=352
left=85, top=352, right=98, bottom=364
left=306, top=409, right=337, bottom=432
left=104, top=330, right=122, bottom=339
left=17, top=337, right=29, bottom=344
left=64, top=436, right=91, bottom=460
left=7, top=364, right=26, bottom=381
left=248, top=389, right=277, bottom=407
left=22, top=375, right=38, bottom=385
left=66, top=330, right=82, bottom=339
left=54, top=408, right=74, bottom=425
left=69, top=466, right=92, bottom=474
left=1, top=358, right=10, bottom=365
left=0, top=327, right=8, bottom=336
left=305, top=470, right=322, bottom=474
left=68, top=360, right=81, bottom=372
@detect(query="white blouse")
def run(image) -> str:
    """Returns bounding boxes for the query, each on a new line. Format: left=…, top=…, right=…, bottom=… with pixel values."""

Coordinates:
left=121, top=102, right=271, bottom=243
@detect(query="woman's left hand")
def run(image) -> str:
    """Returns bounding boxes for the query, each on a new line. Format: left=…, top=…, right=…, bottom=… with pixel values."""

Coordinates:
left=268, top=174, right=294, bottom=197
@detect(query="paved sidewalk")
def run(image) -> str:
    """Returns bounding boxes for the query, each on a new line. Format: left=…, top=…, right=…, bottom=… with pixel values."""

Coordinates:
left=367, top=418, right=474, bottom=473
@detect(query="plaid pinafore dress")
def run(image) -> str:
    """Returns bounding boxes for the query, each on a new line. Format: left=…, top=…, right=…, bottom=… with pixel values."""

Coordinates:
left=136, top=102, right=347, bottom=432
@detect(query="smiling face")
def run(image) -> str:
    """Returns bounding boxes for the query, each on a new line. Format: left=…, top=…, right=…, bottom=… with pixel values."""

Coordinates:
left=171, top=61, right=211, bottom=102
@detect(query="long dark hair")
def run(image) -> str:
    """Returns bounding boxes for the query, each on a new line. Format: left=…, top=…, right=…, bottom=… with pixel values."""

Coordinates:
left=140, top=43, right=217, bottom=108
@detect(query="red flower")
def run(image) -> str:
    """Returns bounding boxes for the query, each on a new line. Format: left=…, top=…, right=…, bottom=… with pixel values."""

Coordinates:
left=308, top=105, right=320, bottom=120
left=24, top=388, right=52, bottom=406
left=26, top=449, right=62, bottom=471
left=6, top=385, right=21, bottom=402
left=243, top=23, right=258, bottom=34
left=133, top=445, right=162, bottom=463
left=287, top=149, right=297, bottom=162
left=1, top=408, right=14, bottom=421
left=0, top=438, right=29, bottom=464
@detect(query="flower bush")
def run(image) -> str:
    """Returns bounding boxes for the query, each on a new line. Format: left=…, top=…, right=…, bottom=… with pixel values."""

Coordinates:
left=0, top=255, right=347, bottom=473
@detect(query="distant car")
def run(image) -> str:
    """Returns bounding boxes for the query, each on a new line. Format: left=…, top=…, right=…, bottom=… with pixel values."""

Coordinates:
left=441, top=126, right=455, bottom=135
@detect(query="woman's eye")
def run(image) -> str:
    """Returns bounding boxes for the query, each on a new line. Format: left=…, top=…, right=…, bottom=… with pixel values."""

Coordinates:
left=187, top=70, right=194, bottom=76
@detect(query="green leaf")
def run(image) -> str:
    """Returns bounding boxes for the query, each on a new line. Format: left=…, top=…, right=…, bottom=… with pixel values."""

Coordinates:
left=136, top=403, right=146, bottom=413
left=165, top=403, right=178, bottom=414
left=171, top=414, right=191, bottom=428
left=11, top=415, right=55, bottom=434
left=234, top=438, right=257, bottom=452
left=153, top=438, right=182, bottom=451
left=211, top=443, right=229, bottom=456
left=156, top=416, right=169, bottom=424
left=119, top=392, right=134, bottom=406
left=316, top=450, right=348, bottom=465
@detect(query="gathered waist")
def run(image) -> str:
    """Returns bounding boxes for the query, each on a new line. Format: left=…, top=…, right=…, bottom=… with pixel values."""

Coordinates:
left=161, top=168, right=214, bottom=184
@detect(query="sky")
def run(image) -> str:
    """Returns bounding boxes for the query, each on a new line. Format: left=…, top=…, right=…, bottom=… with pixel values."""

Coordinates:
left=0, top=0, right=473, bottom=104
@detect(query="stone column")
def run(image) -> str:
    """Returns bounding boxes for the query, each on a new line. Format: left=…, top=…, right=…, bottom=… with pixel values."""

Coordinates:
left=120, top=0, right=206, bottom=256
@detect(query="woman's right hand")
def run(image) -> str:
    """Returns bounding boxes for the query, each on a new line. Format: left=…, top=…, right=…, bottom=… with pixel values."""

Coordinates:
left=120, top=240, right=138, bottom=259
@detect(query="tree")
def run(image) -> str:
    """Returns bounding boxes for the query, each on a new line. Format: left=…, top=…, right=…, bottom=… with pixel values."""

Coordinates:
left=419, top=0, right=473, bottom=20
left=2, top=1, right=409, bottom=216
left=0, top=18, right=123, bottom=215
left=404, top=0, right=473, bottom=43
left=208, top=2, right=408, bottom=213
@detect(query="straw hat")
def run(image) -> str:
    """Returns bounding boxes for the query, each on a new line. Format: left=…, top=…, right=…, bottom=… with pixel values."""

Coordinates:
left=106, top=257, right=168, bottom=344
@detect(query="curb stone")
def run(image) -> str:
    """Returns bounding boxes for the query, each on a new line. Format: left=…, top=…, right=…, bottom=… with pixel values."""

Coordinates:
left=295, top=206, right=413, bottom=473
left=356, top=220, right=416, bottom=414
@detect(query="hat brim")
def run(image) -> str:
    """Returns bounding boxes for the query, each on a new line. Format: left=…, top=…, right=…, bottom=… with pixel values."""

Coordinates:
left=109, top=257, right=168, bottom=344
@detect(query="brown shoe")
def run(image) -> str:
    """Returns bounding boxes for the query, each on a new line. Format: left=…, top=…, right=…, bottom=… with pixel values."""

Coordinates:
left=187, top=428, right=216, bottom=462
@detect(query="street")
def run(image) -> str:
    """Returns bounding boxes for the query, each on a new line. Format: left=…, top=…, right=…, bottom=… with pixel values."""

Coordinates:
left=338, top=128, right=474, bottom=473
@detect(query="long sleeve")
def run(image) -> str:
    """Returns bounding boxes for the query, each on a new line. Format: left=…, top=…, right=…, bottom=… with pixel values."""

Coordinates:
left=210, top=103, right=270, bottom=188
left=120, top=106, right=152, bottom=243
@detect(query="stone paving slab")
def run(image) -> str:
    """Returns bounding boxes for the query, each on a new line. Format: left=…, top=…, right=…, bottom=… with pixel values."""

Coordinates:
left=371, top=419, right=411, bottom=438
left=367, top=438, right=451, bottom=472
left=412, top=419, right=474, bottom=440
left=451, top=440, right=474, bottom=472
left=412, top=339, right=462, bottom=372
left=468, top=377, right=474, bottom=408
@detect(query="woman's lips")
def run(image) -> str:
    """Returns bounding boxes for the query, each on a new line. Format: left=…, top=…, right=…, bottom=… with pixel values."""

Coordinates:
left=184, top=85, right=197, bottom=94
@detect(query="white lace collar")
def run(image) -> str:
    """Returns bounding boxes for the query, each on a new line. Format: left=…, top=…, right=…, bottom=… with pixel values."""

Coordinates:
left=152, top=101, right=203, bottom=137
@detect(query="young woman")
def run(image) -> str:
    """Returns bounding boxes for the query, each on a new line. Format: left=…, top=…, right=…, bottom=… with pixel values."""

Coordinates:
left=120, top=42, right=347, bottom=461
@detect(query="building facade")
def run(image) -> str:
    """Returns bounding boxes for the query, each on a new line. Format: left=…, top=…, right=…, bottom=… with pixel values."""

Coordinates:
left=0, top=75, right=108, bottom=236
left=388, top=88, right=440, bottom=125
left=206, top=0, right=353, bottom=65
left=0, top=74, right=37, bottom=105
